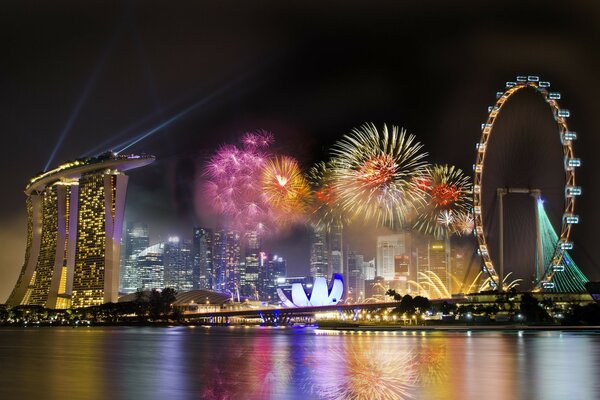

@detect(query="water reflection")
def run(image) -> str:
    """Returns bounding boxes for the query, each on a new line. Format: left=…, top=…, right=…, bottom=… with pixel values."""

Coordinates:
left=1, top=327, right=600, bottom=399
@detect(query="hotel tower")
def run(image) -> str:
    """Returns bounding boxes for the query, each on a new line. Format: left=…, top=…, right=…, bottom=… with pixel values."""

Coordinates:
left=7, top=152, right=155, bottom=309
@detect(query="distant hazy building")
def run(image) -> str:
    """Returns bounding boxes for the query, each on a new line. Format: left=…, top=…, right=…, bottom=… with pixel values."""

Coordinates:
left=347, top=252, right=365, bottom=302
left=164, top=236, right=194, bottom=291
left=7, top=152, right=154, bottom=309
left=362, top=259, right=376, bottom=281
left=310, top=229, right=328, bottom=278
left=192, top=227, right=213, bottom=289
left=328, top=223, right=343, bottom=277
left=376, top=233, right=411, bottom=282
left=121, top=222, right=149, bottom=293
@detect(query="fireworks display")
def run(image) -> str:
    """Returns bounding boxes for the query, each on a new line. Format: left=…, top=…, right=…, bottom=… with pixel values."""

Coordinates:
left=328, top=123, right=429, bottom=229
left=261, top=155, right=311, bottom=221
left=204, top=131, right=310, bottom=234
left=307, top=161, right=348, bottom=232
left=412, top=164, right=472, bottom=238
left=203, top=125, right=476, bottom=240
left=203, top=131, right=274, bottom=234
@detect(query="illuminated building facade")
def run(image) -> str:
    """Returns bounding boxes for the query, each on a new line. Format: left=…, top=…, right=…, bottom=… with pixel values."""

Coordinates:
left=277, top=274, right=344, bottom=307
left=164, top=236, right=194, bottom=292
left=328, top=223, right=343, bottom=277
left=120, top=222, right=149, bottom=293
left=137, top=242, right=165, bottom=290
left=376, top=233, right=411, bottom=283
left=7, top=152, right=154, bottom=308
left=192, top=227, right=213, bottom=289
left=416, top=238, right=451, bottom=297
left=310, top=229, right=328, bottom=278
left=347, top=252, right=365, bottom=302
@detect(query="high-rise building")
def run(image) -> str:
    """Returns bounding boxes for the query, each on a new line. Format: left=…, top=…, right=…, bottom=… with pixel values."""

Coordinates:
left=164, top=236, right=194, bottom=291
left=450, top=246, right=467, bottom=294
left=416, top=238, right=451, bottom=298
left=224, top=231, right=242, bottom=296
left=212, top=230, right=241, bottom=295
left=241, top=231, right=261, bottom=298
left=262, top=254, right=286, bottom=301
left=121, top=222, right=149, bottom=293
left=362, top=259, right=376, bottom=281
left=7, top=152, right=154, bottom=308
left=137, top=242, right=164, bottom=290
left=212, top=230, right=226, bottom=291
left=347, top=252, right=365, bottom=302
left=310, top=228, right=328, bottom=278
left=376, top=233, right=411, bottom=282
left=192, top=227, right=213, bottom=289
left=328, top=223, right=343, bottom=277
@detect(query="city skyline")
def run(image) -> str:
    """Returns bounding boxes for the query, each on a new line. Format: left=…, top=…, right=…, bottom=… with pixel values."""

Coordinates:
left=2, top=2, right=600, bottom=302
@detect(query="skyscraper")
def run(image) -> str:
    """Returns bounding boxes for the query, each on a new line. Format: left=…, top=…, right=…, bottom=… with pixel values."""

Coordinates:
left=376, top=233, right=411, bottom=282
left=241, top=231, right=261, bottom=298
left=192, top=227, right=213, bottom=289
left=121, top=222, right=149, bottom=293
left=416, top=238, right=451, bottom=298
left=137, top=242, right=165, bottom=290
left=347, top=252, right=365, bottom=302
left=8, top=152, right=154, bottom=308
left=328, top=223, right=343, bottom=277
left=164, top=236, right=194, bottom=291
left=212, top=229, right=241, bottom=295
left=310, top=228, right=328, bottom=278
left=224, top=231, right=242, bottom=297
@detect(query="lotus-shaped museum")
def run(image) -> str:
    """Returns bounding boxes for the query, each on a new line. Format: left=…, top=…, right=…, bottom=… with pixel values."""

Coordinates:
left=277, top=274, right=344, bottom=307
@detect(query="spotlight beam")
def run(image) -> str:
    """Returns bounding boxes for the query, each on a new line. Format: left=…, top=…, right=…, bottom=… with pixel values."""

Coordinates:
left=114, top=74, right=247, bottom=154
left=44, top=14, right=126, bottom=171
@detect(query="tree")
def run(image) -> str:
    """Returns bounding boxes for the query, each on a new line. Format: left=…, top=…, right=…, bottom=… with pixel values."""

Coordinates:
left=519, top=293, right=551, bottom=323
left=413, top=296, right=431, bottom=313
left=161, top=288, right=178, bottom=317
left=398, top=295, right=415, bottom=315
left=149, top=289, right=163, bottom=320
left=386, top=289, right=402, bottom=301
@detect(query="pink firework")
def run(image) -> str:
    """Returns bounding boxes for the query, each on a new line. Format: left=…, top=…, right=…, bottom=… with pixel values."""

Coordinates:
left=204, top=132, right=274, bottom=234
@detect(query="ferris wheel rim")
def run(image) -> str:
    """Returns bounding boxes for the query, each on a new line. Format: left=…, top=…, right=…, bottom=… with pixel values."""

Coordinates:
left=472, top=75, right=579, bottom=291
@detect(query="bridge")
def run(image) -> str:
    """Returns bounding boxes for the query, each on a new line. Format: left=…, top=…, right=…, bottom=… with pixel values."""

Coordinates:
left=182, top=301, right=418, bottom=326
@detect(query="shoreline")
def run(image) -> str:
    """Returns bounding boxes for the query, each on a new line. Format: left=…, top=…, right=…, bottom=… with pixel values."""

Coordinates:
left=315, top=324, right=600, bottom=332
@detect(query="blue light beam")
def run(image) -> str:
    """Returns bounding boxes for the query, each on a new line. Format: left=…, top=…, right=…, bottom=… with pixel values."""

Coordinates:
left=44, top=15, right=126, bottom=171
left=115, top=76, right=246, bottom=154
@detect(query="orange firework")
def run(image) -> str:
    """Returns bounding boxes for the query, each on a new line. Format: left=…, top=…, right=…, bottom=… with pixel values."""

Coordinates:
left=261, top=155, right=310, bottom=219
left=413, top=164, right=472, bottom=238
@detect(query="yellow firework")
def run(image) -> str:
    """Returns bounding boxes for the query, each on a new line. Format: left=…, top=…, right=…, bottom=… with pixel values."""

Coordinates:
left=262, top=155, right=311, bottom=218
left=329, top=123, right=429, bottom=229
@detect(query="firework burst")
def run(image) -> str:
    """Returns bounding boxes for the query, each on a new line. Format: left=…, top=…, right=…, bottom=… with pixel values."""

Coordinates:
left=308, top=341, right=419, bottom=399
left=307, top=161, right=348, bottom=231
left=261, top=155, right=311, bottom=221
left=413, top=164, right=472, bottom=238
left=328, top=123, right=429, bottom=228
left=203, top=131, right=274, bottom=234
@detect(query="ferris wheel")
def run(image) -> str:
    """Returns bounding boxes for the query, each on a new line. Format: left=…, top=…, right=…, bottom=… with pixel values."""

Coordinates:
left=473, top=75, right=581, bottom=291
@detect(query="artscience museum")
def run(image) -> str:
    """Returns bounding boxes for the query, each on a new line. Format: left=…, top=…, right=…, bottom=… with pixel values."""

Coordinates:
left=277, top=274, right=344, bottom=307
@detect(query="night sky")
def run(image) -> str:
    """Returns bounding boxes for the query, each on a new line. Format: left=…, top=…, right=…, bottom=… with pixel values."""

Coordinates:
left=1, top=1, right=599, bottom=301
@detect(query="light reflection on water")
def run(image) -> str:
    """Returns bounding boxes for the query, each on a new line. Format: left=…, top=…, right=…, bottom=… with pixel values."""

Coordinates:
left=0, top=327, right=599, bottom=400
